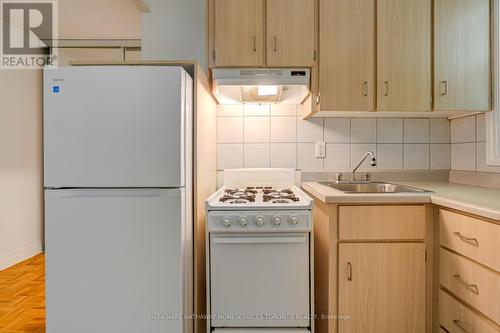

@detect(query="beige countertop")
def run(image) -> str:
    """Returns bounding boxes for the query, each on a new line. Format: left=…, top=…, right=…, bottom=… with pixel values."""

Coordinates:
left=302, top=181, right=500, bottom=221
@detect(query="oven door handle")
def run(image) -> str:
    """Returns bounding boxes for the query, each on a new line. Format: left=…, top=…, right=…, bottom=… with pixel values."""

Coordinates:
left=213, top=236, right=306, bottom=244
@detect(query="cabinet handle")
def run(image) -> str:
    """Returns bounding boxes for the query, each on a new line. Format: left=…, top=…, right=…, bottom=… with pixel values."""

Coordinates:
left=453, top=274, right=479, bottom=294
left=363, top=81, right=368, bottom=97
left=453, top=232, right=479, bottom=246
left=440, top=80, right=448, bottom=96
left=384, top=81, right=389, bottom=96
left=315, top=94, right=320, bottom=105
left=273, top=36, right=277, bottom=52
left=347, top=262, right=352, bottom=281
left=453, top=319, right=472, bottom=333
left=253, top=35, right=257, bottom=52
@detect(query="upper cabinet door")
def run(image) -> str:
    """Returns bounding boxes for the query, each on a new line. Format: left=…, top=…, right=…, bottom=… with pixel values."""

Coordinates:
left=434, top=0, right=490, bottom=111
left=319, top=0, right=375, bottom=111
left=214, top=0, right=264, bottom=67
left=266, top=0, right=315, bottom=67
left=377, top=0, right=431, bottom=111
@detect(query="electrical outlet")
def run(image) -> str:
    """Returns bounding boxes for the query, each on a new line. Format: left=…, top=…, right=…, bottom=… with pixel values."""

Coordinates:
left=315, top=142, right=326, bottom=158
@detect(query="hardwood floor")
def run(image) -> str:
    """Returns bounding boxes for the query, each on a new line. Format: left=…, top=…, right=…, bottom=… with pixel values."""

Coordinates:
left=0, top=254, right=45, bottom=333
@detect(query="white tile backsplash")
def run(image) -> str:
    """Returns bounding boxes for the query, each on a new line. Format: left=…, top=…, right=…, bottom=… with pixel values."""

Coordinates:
left=270, top=104, right=297, bottom=116
left=351, top=118, right=377, bottom=143
left=217, top=144, right=243, bottom=170
left=451, top=142, right=476, bottom=171
left=451, top=116, right=476, bottom=143
left=430, top=144, right=451, bottom=170
left=404, top=144, right=430, bottom=170
left=270, top=117, right=297, bottom=142
left=244, top=104, right=270, bottom=116
left=377, top=118, right=403, bottom=143
left=244, top=117, right=270, bottom=143
left=271, top=143, right=297, bottom=169
left=217, top=104, right=243, bottom=117
left=325, top=144, right=351, bottom=170
left=377, top=144, right=403, bottom=170
left=217, top=117, right=243, bottom=143
left=430, top=118, right=451, bottom=143
left=325, top=118, right=350, bottom=143
left=297, top=117, right=324, bottom=142
left=476, top=113, right=486, bottom=142
left=404, top=119, right=430, bottom=143
left=298, top=143, right=324, bottom=170
left=216, top=104, right=454, bottom=172
left=351, top=144, right=377, bottom=172
left=449, top=114, right=500, bottom=173
left=244, top=143, right=270, bottom=168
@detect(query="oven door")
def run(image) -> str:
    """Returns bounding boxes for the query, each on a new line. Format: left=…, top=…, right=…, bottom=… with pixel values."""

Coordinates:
left=210, top=233, right=310, bottom=327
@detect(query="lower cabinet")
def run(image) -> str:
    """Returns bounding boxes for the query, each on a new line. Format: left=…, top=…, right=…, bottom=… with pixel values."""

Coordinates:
left=308, top=198, right=431, bottom=333
left=338, top=243, right=426, bottom=333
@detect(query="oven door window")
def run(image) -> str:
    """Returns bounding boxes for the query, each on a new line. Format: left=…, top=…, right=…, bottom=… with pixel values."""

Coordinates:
left=210, top=233, right=310, bottom=327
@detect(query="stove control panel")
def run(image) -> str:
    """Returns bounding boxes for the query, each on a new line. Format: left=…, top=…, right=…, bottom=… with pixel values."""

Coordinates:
left=208, top=210, right=312, bottom=233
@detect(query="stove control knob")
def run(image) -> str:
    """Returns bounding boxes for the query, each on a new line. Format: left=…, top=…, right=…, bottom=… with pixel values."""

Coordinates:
left=288, top=215, right=300, bottom=225
left=272, top=216, right=282, bottom=226
left=239, top=216, right=248, bottom=227
left=223, top=217, right=231, bottom=228
left=255, top=216, right=265, bottom=227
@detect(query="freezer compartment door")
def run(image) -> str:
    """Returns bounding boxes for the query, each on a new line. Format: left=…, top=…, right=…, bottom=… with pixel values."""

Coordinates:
left=44, top=66, right=191, bottom=187
left=45, top=188, right=191, bottom=333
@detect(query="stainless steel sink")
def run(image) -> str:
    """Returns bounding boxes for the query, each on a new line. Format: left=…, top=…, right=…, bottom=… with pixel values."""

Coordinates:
left=320, top=181, right=429, bottom=194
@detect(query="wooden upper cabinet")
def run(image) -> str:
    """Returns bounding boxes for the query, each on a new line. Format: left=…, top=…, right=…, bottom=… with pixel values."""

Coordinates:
left=377, top=0, right=432, bottom=111
left=266, top=0, right=315, bottom=67
left=214, top=0, right=264, bottom=67
left=338, top=243, right=426, bottom=333
left=319, top=0, right=375, bottom=111
left=434, top=0, right=490, bottom=111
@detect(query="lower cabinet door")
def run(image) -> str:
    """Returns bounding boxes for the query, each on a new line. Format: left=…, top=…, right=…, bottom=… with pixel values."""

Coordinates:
left=338, top=243, right=426, bottom=333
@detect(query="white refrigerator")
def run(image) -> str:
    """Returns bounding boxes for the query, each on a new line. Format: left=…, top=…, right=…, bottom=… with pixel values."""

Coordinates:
left=43, top=66, right=193, bottom=333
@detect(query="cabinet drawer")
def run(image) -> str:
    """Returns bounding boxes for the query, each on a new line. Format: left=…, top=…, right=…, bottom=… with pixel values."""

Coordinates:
left=440, top=209, right=500, bottom=272
left=339, top=205, right=425, bottom=240
left=439, top=289, right=499, bottom=333
left=440, top=248, right=500, bottom=325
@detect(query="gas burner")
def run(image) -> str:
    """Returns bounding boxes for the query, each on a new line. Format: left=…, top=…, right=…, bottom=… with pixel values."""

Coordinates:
left=263, top=195, right=300, bottom=203
left=224, top=188, right=257, bottom=196
left=263, top=188, right=293, bottom=195
left=220, top=195, right=256, bottom=203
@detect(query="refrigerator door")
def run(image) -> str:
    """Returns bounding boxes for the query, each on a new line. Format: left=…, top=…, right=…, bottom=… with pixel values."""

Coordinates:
left=45, top=188, right=190, bottom=333
left=44, top=66, right=190, bottom=188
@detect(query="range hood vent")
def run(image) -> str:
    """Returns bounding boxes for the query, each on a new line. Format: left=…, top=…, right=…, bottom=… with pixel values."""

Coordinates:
left=212, top=68, right=310, bottom=105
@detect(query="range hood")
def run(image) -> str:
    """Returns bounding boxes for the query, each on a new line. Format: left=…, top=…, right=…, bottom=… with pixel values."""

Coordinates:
left=212, top=68, right=310, bottom=104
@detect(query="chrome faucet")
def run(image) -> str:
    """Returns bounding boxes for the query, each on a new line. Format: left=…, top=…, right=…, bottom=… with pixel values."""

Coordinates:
left=351, top=151, right=377, bottom=181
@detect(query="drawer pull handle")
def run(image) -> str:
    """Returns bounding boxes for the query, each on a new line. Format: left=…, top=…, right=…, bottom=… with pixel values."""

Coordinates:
left=453, top=232, right=479, bottom=246
left=453, top=274, right=479, bottom=294
left=347, top=262, right=352, bottom=281
left=453, top=319, right=472, bottom=333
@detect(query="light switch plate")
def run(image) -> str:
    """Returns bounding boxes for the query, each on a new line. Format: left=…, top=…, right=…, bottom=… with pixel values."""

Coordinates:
left=315, top=142, right=326, bottom=158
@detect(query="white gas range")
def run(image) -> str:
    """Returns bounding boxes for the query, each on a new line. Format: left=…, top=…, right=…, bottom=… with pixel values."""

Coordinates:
left=206, top=169, right=314, bottom=333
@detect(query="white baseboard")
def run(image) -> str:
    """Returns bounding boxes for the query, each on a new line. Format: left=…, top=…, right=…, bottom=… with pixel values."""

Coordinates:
left=0, top=241, right=43, bottom=271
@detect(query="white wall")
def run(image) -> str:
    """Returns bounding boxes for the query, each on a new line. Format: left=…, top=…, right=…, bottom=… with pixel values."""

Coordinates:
left=216, top=104, right=452, bottom=172
left=141, top=0, right=206, bottom=69
left=0, top=70, right=44, bottom=270
left=59, top=0, right=141, bottom=39
left=450, top=114, right=500, bottom=173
